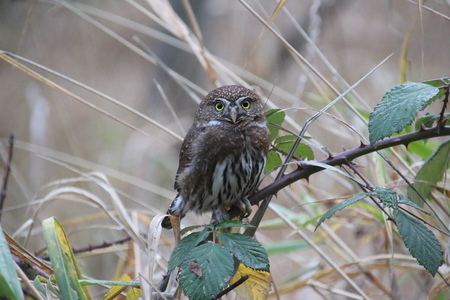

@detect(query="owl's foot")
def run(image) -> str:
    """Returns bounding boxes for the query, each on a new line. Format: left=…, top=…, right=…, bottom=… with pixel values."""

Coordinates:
left=237, top=197, right=252, bottom=218
left=211, top=206, right=230, bottom=226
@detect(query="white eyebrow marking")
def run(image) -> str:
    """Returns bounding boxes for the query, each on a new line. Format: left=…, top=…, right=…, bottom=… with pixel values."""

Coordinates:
left=205, top=120, right=223, bottom=126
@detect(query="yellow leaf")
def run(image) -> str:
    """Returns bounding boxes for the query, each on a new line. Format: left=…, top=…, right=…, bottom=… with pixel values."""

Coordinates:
left=126, top=287, right=142, bottom=300
left=104, top=274, right=131, bottom=300
left=229, top=263, right=272, bottom=300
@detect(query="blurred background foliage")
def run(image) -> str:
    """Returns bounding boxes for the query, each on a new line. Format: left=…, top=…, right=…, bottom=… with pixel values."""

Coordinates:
left=1, top=0, right=450, bottom=299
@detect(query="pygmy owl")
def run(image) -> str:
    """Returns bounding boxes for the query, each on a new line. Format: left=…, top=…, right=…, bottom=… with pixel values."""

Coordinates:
left=162, top=85, right=270, bottom=229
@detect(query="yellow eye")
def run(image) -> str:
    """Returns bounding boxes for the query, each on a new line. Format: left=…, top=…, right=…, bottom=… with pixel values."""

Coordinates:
left=241, top=99, right=251, bottom=109
left=215, top=101, right=224, bottom=111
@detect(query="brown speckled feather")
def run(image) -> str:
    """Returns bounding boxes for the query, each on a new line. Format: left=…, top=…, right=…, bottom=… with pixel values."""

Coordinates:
left=162, top=85, right=270, bottom=229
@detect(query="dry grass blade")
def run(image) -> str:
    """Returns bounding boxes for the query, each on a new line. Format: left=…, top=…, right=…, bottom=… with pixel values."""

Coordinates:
left=15, top=263, right=46, bottom=300
left=146, top=0, right=216, bottom=85
left=153, top=80, right=186, bottom=136
left=0, top=52, right=155, bottom=140
left=0, top=51, right=183, bottom=141
left=88, top=172, right=145, bottom=248
left=180, top=0, right=217, bottom=84
left=5, top=230, right=52, bottom=276
left=146, top=215, right=164, bottom=292
left=238, top=0, right=372, bottom=124
left=268, top=0, right=287, bottom=24
left=14, top=140, right=174, bottom=200
left=269, top=204, right=371, bottom=300
left=25, top=177, right=145, bottom=249
left=406, top=0, right=450, bottom=22
left=56, top=0, right=206, bottom=97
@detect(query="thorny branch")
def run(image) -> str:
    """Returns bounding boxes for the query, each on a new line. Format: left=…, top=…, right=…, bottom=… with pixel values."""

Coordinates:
left=229, top=125, right=450, bottom=232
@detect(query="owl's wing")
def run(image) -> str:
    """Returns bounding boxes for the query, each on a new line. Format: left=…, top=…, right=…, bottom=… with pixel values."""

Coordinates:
left=174, top=125, right=204, bottom=190
left=174, top=124, right=245, bottom=193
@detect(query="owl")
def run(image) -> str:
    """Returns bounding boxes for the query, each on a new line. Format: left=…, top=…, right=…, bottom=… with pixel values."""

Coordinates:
left=162, top=85, right=271, bottom=229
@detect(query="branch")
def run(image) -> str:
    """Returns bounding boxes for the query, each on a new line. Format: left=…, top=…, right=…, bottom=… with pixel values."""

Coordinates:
left=250, top=125, right=450, bottom=205
left=227, top=125, right=450, bottom=226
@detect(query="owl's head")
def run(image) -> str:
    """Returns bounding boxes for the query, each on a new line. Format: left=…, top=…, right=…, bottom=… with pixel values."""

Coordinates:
left=197, top=85, right=266, bottom=125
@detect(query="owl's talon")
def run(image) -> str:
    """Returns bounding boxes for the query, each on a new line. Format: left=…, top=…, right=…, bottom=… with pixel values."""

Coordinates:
left=237, top=198, right=252, bottom=218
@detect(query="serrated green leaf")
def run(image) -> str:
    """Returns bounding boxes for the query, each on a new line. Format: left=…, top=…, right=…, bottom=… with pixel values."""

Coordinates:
left=315, top=192, right=377, bottom=230
left=218, top=233, right=270, bottom=271
left=407, top=139, right=450, bottom=206
left=179, top=243, right=234, bottom=300
left=0, top=227, right=24, bottom=300
left=266, top=109, right=285, bottom=140
left=374, top=187, right=398, bottom=208
left=215, top=220, right=255, bottom=230
left=168, top=231, right=209, bottom=271
left=369, top=82, right=440, bottom=145
left=42, top=217, right=89, bottom=300
left=264, top=150, right=282, bottom=173
left=398, top=194, right=429, bottom=214
left=276, top=141, right=314, bottom=160
left=394, top=209, right=443, bottom=276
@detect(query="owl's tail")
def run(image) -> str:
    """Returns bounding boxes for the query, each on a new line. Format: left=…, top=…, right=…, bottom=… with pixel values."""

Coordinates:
left=161, top=215, right=174, bottom=229
left=161, top=194, right=185, bottom=229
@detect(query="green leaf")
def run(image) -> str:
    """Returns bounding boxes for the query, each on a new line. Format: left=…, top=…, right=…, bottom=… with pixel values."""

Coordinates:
left=398, top=194, right=429, bottom=214
left=179, top=243, right=234, bottom=300
left=315, top=192, right=377, bottom=230
left=168, top=231, right=209, bottom=271
left=368, top=82, right=440, bottom=145
left=266, top=109, right=285, bottom=140
left=0, top=227, right=24, bottom=300
left=33, top=277, right=47, bottom=298
left=215, top=220, right=255, bottom=230
left=407, top=140, right=440, bottom=160
left=274, top=135, right=296, bottom=143
left=423, top=77, right=450, bottom=100
left=218, top=233, right=270, bottom=271
left=407, top=139, right=450, bottom=206
left=264, top=150, right=282, bottom=173
left=180, top=224, right=214, bottom=235
left=276, top=141, right=314, bottom=160
left=374, top=187, right=398, bottom=208
left=414, top=113, right=440, bottom=131
left=394, top=209, right=443, bottom=276
left=42, top=217, right=89, bottom=300
left=274, top=135, right=312, bottom=144
left=47, top=277, right=62, bottom=298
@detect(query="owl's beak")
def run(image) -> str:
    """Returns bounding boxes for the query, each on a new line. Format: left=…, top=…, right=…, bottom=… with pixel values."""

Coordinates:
left=229, top=106, right=238, bottom=123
